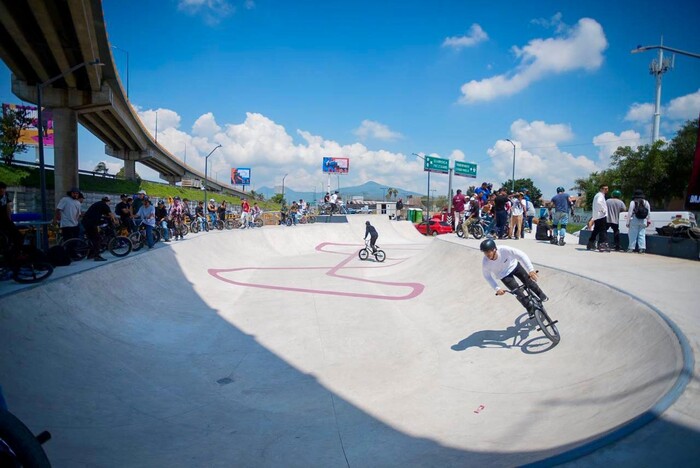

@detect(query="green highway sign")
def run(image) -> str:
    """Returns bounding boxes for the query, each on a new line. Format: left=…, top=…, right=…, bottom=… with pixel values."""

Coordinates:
left=423, top=155, right=449, bottom=174
left=454, top=161, right=477, bottom=178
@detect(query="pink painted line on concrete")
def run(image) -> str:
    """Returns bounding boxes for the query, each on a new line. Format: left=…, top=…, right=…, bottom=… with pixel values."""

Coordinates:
left=208, top=242, right=425, bottom=300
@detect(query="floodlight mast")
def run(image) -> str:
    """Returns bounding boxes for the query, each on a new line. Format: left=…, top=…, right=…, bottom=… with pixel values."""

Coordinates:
left=631, top=38, right=700, bottom=143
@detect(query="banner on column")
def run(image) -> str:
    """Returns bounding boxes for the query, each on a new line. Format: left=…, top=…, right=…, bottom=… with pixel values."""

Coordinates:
left=2, top=103, right=54, bottom=147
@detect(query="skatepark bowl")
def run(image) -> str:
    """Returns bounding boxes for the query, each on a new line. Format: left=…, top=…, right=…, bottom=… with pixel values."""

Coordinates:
left=0, top=215, right=695, bottom=466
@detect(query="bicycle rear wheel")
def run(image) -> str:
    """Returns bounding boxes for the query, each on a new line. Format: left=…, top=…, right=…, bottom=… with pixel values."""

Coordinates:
left=307, top=215, right=316, bottom=224
left=471, top=224, right=485, bottom=239
left=62, top=238, right=90, bottom=261
left=109, top=236, right=133, bottom=257
left=533, top=301, right=560, bottom=344
left=128, top=232, right=143, bottom=251
left=13, top=261, right=53, bottom=284
left=358, top=248, right=369, bottom=260
left=254, top=218, right=264, bottom=228
left=190, top=221, right=200, bottom=234
left=215, top=220, right=224, bottom=230
left=374, top=250, right=386, bottom=262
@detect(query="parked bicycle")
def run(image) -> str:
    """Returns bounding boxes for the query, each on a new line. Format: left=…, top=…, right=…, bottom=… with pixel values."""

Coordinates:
left=505, top=281, right=560, bottom=344
left=456, top=217, right=489, bottom=239
left=358, top=239, right=386, bottom=262
left=0, top=231, right=54, bottom=284
left=62, top=219, right=132, bottom=261
left=128, top=219, right=161, bottom=251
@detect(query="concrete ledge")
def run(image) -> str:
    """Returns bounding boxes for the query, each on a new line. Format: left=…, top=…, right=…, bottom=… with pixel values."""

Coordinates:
left=579, top=230, right=700, bottom=260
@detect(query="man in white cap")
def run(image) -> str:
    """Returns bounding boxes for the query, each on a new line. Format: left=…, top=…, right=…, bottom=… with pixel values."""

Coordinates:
left=132, top=190, right=147, bottom=219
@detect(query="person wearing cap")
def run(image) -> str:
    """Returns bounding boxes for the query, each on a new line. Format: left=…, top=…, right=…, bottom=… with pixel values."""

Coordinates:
left=155, top=200, right=170, bottom=242
left=240, top=197, right=251, bottom=228
left=207, top=198, right=217, bottom=226
left=136, top=197, right=156, bottom=249
left=169, top=197, right=186, bottom=240
left=132, top=190, right=147, bottom=219
left=115, top=194, right=134, bottom=233
left=461, top=195, right=481, bottom=238
left=54, top=186, right=82, bottom=241
left=82, top=196, right=118, bottom=261
left=627, top=189, right=651, bottom=254
left=587, top=184, right=609, bottom=252
left=606, top=190, right=627, bottom=252
left=551, top=186, right=574, bottom=246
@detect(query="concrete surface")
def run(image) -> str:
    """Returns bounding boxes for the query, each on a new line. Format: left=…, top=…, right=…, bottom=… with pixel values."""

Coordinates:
left=0, top=215, right=698, bottom=467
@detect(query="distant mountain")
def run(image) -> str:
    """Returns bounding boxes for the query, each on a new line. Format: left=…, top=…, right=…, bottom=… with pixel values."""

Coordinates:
left=253, top=181, right=423, bottom=203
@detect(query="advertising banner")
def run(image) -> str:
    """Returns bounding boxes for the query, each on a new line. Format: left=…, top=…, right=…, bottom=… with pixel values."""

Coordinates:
left=322, top=157, right=349, bottom=174
left=231, top=167, right=251, bottom=185
left=2, top=103, right=54, bottom=147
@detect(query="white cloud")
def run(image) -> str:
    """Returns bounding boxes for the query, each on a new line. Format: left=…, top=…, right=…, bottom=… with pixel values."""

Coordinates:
left=459, top=17, right=608, bottom=103
left=624, top=102, right=654, bottom=124
left=442, top=24, right=488, bottom=50
left=592, top=130, right=643, bottom=167
left=177, top=0, right=235, bottom=24
left=666, top=88, right=700, bottom=121
left=530, top=12, right=566, bottom=33
left=353, top=120, right=403, bottom=141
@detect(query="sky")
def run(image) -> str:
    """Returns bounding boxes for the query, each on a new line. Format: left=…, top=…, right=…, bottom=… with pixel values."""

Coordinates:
left=1, top=0, right=699, bottom=199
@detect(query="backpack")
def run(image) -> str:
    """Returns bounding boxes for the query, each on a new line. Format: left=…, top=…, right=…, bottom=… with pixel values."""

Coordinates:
left=634, top=198, right=648, bottom=219
left=47, top=245, right=72, bottom=267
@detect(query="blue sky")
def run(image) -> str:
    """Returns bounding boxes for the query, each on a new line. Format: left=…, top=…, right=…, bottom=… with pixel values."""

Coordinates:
left=1, top=0, right=699, bottom=198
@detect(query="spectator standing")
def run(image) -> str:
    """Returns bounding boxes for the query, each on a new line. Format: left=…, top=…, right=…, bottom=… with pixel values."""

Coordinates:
left=396, top=198, right=404, bottom=220
left=169, top=197, right=185, bottom=240
left=136, top=197, right=156, bottom=249
left=218, top=201, right=227, bottom=222
left=452, top=189, right=467, bottom=230
left=240, top=198, right=251, bottom=228
left=81, top=196, right=118, bottom=261
left=493, top=188, right=509, bottom=239
left=525, top=197, right=536, bottom=233
left=54, top=187, right=82, bottom=241
left=474, top=182, right=491, bottom=205
left=587, top=184, right=610, bottom=252
left=509, top=193, right=525, bottom=240
left=155, top=200, right=170, bottom=242
left=627, top=189, right=651, bottom=254
left=0, top=182, right=22, bottom=255
left=606, top=190, right=627, bottom=251
left=550, top=187, right=573, bottom=246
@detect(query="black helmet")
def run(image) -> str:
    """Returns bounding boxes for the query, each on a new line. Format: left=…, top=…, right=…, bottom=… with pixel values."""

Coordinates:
left=174, top=196, right=181, bottom=201
left=365, top=221, right=371, bottom=225
left=556, top=186, right=565, bottom=193
left=480, top=239, right=497, bottom=252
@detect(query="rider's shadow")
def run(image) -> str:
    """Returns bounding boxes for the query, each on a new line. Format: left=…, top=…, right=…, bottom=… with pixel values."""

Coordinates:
left=451, top=314, right=551, bottom=353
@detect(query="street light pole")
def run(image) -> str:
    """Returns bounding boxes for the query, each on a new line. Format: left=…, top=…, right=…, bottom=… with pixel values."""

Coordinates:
left=632, top=39, right=700, bottom=143
left=506, top=139, right=516, bottom=193
left=203, top=144, right=222, bottom=206
left=412, top=152, right=431, bottom=231
left=36, top=59, right=104, bottom=250
left=282, top=173, right=288, bottom=203
left=111, top=45, right=129, bottom=100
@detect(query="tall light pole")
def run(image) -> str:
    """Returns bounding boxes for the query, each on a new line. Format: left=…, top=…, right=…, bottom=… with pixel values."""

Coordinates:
left=37, top=59, right=104, bottom=250
left=506, top=139, right=516, bottom=193
left=203, top=144, right=222, bottom=206
left=412, top=152, right=432, bottom=231
left=111, top=45, right=129, bottom=100
left=282, top=173, right=288, bottom=204
left=632, top=39, right=700, bottom=143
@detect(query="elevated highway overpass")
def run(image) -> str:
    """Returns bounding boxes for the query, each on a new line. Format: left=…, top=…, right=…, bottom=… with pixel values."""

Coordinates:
left=0, top=0, right=244, bottom=198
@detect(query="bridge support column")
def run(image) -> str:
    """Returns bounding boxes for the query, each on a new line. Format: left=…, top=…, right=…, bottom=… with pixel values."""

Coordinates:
left=52, top=107, right=79, bottom=199
left=161, top=175, right=180, bottom=186
left=123, top=160, right=137, bottom=181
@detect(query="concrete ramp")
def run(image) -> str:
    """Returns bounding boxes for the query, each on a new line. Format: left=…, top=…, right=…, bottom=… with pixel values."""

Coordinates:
left=0, top=224, right=688, bottom=466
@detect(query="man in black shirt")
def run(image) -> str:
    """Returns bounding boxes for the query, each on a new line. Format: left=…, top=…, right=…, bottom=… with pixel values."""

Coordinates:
left=0, top=182, right=22, bottom=256
left=115, top=194, right=134, bottom=233
left=493, top=188, right=509, bottom=239
left=81, top=196, right=118, bottom=261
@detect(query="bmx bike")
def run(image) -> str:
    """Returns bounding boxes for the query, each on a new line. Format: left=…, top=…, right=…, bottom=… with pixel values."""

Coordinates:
left=358, top=239, right=386, bottom=263
left=505, top=279, right=560, bottom=344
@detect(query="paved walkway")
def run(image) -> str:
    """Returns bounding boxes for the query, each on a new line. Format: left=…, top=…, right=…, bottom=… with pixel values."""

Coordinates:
left=0, top=216, right=698, bottom=466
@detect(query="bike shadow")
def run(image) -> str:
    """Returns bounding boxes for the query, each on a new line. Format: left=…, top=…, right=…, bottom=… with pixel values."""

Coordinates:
left=451, top=313, right=557, bottom=354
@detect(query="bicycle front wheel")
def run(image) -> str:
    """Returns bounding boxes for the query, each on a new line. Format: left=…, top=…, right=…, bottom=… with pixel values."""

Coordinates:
left=534, top=304, right=560, bottom=344
left=13, top=261, right=53, bottom=284
left=128, top=232, right=143, bottom=251
left=254, top=218, right=264, bottom=228
left=62, top=238, right=90, bottom=261
left=374, top=250, right=386, bottom=262
left=109, top=236, right=133, bottom=257
left=456, top=225, right=464, bottom=238
left=307, top=215, right=316, bottom=224
left=215, top=220, right=224, bottom=231
left=358, top=248, right=369, bottom=260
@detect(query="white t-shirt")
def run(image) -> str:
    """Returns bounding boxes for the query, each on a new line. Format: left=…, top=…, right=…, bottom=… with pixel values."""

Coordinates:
left=592, top=192, right=608, bottom=221
left=482, top=245, right=535, bottom=292
left=56, top=196, right=82, bottom=227
left=330, top=194, right=338, bottom=204
left=137, top=205, right=156, bottom=226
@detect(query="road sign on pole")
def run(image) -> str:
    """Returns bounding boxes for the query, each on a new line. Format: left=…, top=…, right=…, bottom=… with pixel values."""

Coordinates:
left=454, top=161, right=477, bottom=178
left=424, top=155, right=449, bottom=174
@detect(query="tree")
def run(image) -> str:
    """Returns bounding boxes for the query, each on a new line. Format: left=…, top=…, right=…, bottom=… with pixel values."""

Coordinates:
left=387, top=187, right=398, bottom=199
left=0, top=105, right=32, bottom=165
left=501, top=178, right=544, bottom=207
left=94, top=161, right=109, bottom=176
left=270, top=193, right=284, bottom=204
